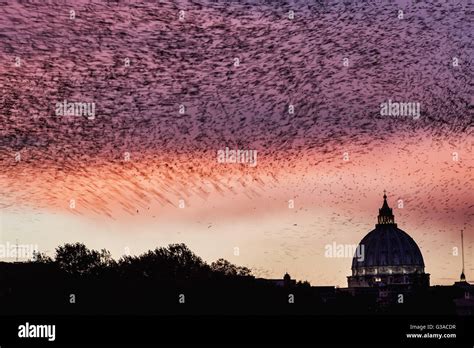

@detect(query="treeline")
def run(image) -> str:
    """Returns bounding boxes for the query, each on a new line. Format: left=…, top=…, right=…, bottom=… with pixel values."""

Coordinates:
left=0, top=243, right=313, bottom=315
left=32, top=242, right=253, bottom=281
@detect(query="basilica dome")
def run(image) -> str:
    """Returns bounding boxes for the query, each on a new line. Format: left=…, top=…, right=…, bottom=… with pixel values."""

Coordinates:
left=348, top=193, right=429, bottom=288
left=351, top=223, right=425, bottom=273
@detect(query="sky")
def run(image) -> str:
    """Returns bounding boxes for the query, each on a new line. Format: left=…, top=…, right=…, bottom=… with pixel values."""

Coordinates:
left=0, top=0, right=472, bottom=287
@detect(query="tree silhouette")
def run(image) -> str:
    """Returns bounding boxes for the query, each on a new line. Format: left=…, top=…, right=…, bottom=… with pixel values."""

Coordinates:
left=31, top=250, right=53, bottom=264
left=49, top=242, right=254, bottom=283
left=118, top=243, right=210, bottom=281
left=211, top=258, right=252, bottom=277
left=55, top=243, right=111, bottom=276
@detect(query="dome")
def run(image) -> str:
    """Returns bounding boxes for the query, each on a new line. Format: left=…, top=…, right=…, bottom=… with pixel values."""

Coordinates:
left=351, top=224, right=425, bottom=271
left=351, top=192, right=425, bottom=276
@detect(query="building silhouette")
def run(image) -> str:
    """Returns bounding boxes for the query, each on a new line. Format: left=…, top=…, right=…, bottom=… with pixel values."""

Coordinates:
left=347, top=193, right=430, bottom=292
left=257, top=272, right=296, bottom=288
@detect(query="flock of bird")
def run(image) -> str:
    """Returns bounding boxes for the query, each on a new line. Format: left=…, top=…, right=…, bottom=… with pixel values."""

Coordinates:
left=0, top=0, right=471, bottom=265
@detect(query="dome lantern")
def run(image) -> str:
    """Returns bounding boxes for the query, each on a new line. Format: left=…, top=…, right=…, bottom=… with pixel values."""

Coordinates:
left=377, top=191, right=396, bottom=226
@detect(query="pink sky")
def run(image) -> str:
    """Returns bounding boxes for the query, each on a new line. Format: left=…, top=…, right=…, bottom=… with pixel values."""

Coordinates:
left=2, top=133, right=472, bottom=286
